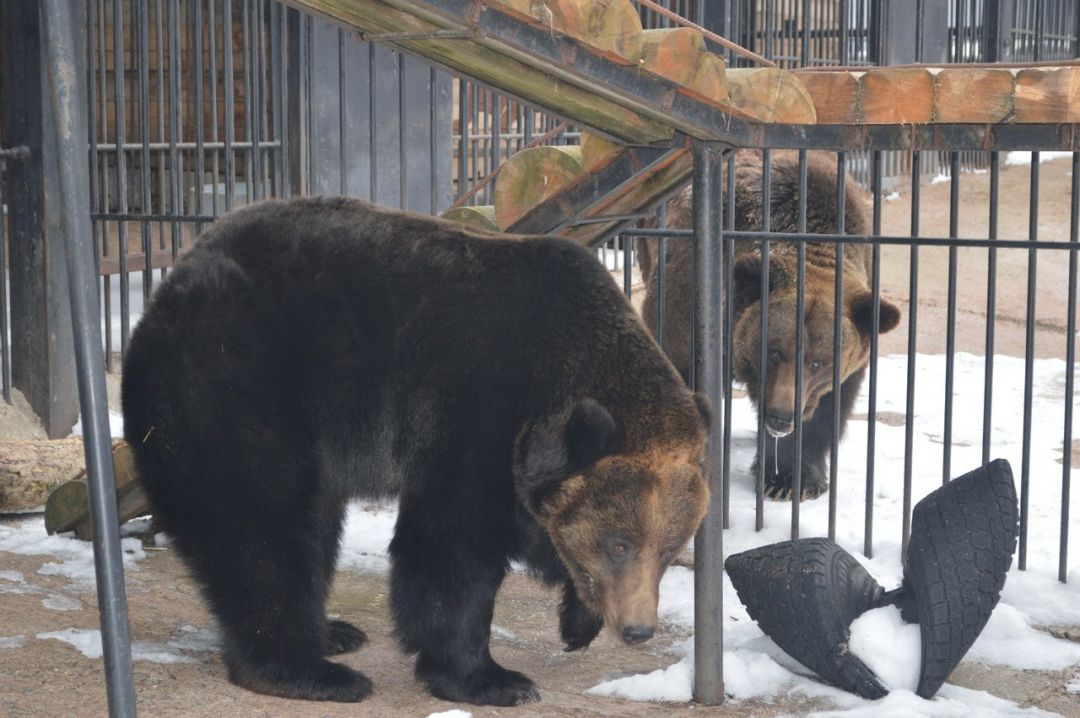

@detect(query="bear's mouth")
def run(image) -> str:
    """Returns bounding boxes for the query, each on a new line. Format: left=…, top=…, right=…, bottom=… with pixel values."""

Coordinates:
left=764, top=421, right=793, bottom=439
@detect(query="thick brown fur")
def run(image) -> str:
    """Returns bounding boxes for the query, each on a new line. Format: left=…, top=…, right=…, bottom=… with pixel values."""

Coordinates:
left=637, top=152, right=900, bottom=500
left=122, top=196, right=710, bottom=706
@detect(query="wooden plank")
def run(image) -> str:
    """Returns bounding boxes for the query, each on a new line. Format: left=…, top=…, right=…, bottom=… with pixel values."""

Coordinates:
left=793, top=70, right=859, bottom=124
left=934, top=68, right=1015, bottom=123
left=859, top=68, right=935, bottom=124
left=726, top=68, right=816, bottom=124
left=1014, top=67, right=1080, bottom=123
left=572, top=0, right=644, bottom=64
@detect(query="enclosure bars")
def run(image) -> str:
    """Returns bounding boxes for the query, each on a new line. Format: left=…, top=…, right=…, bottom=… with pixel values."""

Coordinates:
left=43, top=1, right=136, bottom=716
left=692, top=140, right=726, bottom=706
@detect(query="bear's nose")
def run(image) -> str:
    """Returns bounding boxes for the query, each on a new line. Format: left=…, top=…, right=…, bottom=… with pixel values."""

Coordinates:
left=765, top=411, right=794, bottom=437
left=620, top=624, right=655, bottom=645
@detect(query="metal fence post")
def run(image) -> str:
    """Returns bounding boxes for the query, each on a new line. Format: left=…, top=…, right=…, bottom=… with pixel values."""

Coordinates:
left=0, top=0, right=79, bottom=438
left=692, top=140, right=725, bottom=706
left=41, top=0, right=136, bottom=715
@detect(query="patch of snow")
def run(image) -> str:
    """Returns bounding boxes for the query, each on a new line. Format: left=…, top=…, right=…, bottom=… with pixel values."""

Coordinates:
left=336, top=504, right=397, bottom=574
left=1066, top=673, right=1080, bottom=693
left=966, top=603, right=1080, bottom=670
left=42, top=593, right=83, bottom=612
left=0, top=518, right=150, bottom=591
left=0, top=636, right=26, bottom=649
left=0, top=570, right=25, bottom=583
left=425, top=711, right=472, bottom=718
left=848, top=606, right=920, bottom=692
left=1004, top=151, right=1074, bottom=166
left=930, top=173, right=951, bottom=184
left=70, top=410, right=125, bottom=440
left=37, top=624, right=217, bottom=664
left=153, top=532, right=172, bottom=548
left=587, top=639, right=693, bottom=703
left=883, top=191, right=900, bottom=202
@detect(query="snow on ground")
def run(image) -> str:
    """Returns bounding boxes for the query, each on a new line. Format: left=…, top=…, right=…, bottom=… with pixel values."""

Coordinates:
left=1005, top=151, right=1075, bottom=166
left=36, top=624, right=216, bottom=664
left=5, top=352, right=1080, bottom=713
left=424, top=710, right=473, bottom=718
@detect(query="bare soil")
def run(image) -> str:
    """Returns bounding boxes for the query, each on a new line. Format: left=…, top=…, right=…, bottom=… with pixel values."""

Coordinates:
left=1, top=157, right=1078, bottom=717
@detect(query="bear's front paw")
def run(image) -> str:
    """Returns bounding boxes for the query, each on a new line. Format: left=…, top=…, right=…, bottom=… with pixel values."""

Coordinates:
left=323, top=619, right=368, bottom=655
left=422, top=662, right=541, bottom=706
left=762, top=464, right=829, bottom=502
left=560, top=588, right=603, bottom=651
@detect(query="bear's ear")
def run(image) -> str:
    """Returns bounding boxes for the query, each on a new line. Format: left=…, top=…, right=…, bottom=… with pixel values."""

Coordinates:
left=732, top=253, right=786, bottom=314
left=565, top=399, right=618, bottom=470
left=849, top=290, right=901, bottom=338
left=514, top=400, right=619, bottom=515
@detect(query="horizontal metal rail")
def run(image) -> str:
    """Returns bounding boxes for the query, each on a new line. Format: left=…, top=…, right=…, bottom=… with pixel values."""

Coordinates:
left=626, top=227, right=1080, bottom=250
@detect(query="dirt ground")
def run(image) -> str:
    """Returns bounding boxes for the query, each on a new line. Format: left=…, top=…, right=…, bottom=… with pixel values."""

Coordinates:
left=2, top=156, right=1079, bottom=717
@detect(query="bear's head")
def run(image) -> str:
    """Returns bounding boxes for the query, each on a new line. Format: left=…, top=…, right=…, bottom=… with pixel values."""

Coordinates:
left=731, top=251, right=901, bottom=437
left=513, top=397, right=709, bottom=646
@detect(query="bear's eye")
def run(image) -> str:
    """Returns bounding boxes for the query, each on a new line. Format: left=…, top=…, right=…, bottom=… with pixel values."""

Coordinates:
left=661, top=543, right=682, bottom=562
left=768, top=349, right=783, bottom=364
left=808, top=360, right=823, bottom=372
left=605, top=536, right=634, bottom=562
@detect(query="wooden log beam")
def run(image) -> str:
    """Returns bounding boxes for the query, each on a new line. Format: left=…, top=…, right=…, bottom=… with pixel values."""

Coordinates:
left=795, top=66, right=1080, bottom=125
left=44, top=441, right=148, bottom=540
left=494, top=145, right=585, bottom=229
left=440, top=205, right=498, bottom=231
left=637, top=28, right=727, bottom=106
left=726, top=68, right=817, bottom=124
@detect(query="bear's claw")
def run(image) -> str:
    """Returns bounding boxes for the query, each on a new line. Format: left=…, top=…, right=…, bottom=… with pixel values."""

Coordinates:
left=227, top=657, right=374, bottom=702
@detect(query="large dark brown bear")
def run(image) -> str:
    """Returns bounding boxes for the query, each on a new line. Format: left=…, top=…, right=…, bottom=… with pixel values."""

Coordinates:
left=637, top=152, right=900, bottom=500
left=121, top=197, right=710, bottom=706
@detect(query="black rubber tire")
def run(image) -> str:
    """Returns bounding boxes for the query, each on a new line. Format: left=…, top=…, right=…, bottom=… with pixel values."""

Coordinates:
left=725, top=538, right=889, bottom=699
left=905, top=458, right=1019, bottom=698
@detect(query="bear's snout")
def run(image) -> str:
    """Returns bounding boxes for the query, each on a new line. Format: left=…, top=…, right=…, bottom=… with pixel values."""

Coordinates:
left=620, top=624, right=655, bottom=645
left=765, top=410, right=794, bottom=438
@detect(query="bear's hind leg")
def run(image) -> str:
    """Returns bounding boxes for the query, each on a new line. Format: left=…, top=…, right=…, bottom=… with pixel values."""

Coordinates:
left=186, top=496, right=373, bottom=702
left=390, top=510, right=539, bottom=706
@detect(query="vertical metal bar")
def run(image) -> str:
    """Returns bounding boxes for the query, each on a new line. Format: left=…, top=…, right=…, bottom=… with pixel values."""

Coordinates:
left=756, top=150, right=772, bottom=531
left=722, top=153, right=735, bottom=530
left=167, top=0, right=181, bottom=259
left=864, top=148, right=883, bottom=557
left=692, top=140, right=725, bottom=708
left=1060, top=152, right=1078, bottom=583
left=983, top=151, right=999, bottom=464
left=249, top=0, right=263, bottom=201
left=241, top=0, right=253, bottom=203
left=840, top=0, right=850, bottom=65
left=42, top=1, right=136, bottom=714
left=829, top=151, right=846, bottom=542
left=255, top=0, right=267, bottom=197
left=903, top=152, right=921, bottom=552
left=194, top=0, right=206, bottom=232
left=154, top=0, right=166, bottom=255
left=456, top=79, right=467, bottom=200
left=623, top=235, right=632, bottom=297
left=764, top=0, right=775, bottom=60
left=112, top=0, right=130, bottom=352
left=916, top=0, right=926, bottom=61
left=224, top=0, right=235, bottom=209
left=791, top=149, right=807, bottom=537
left=399, top=53, right=407, bottom=207
left=85, top=0, right=102, bottom=378
left=943, top=151, right=960, bottom=484
left=1019, top=155, right=1038, bottom=570
left=97, top=0, right=113, bottom=370
left=801, top=0, right=811, bottom=65
left=429, top=66, right=438, bottom=213
left=339, top=29, right=348, bottom=195
left=271, top=1, right=286, bottom=198
left=368, top=43, right=378, bottom=202
left=137, top=0, right=153, bottom=297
